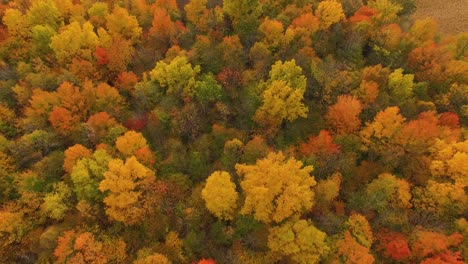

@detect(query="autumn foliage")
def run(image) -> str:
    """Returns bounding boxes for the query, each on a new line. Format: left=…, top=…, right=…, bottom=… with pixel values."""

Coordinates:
left=0, top=0, right=466, bottom=263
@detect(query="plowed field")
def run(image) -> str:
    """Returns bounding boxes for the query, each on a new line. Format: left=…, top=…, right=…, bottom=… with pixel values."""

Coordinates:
left=413, top=0, right=468, bottom=36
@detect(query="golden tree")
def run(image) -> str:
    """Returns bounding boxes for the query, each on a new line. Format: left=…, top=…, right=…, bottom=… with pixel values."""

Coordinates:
left=268, top=219, right=329, bottom=264
left=315, top=0, right=345, bottom=29
left=201, top=171, right=238, bottom=220
left=99, top=156, right=155, bottom=225
left=235, top=152, right=316, bottom=224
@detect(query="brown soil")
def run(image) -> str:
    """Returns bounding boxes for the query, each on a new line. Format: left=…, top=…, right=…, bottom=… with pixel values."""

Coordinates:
left=412, top=0, right=468, bottom=36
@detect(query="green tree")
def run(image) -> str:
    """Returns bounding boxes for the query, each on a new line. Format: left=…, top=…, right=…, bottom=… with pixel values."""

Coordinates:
left=71, top=149, right=111, bottom=204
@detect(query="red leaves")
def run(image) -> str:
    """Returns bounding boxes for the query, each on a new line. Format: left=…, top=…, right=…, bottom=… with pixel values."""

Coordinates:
left=299, top=130, right=339, bottom=157
left=439, top=112, right=460, bottom=129
left=49, top=106, right=76, bottom=133
left=95, top=46, right=109, bottom=65
left=411, top=230, right=463, bottom=259
left=326, top=95, right=363, bottom=134
left=349, top=6, right=379, bottom=24
left=115, top=71, right=138, bottom=91
left=196, top=258, right=216, bottom=264
left=377, top=229, right=411, bottom=261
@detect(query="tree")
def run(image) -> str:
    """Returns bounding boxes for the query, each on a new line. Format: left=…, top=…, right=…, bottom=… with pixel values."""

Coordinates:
left=429, top=139, right=467, bottom=186
left=395, top=111, right=440, bottom=153
left=56, top=81, right=90, bottom=122
left=115, top=131, right=149, bottom=157
left=30, top=24, right=56, bottom=56
left=268, top=59, right=307, bottom=90
left=313, top=172, right=341, bottom=212
left=133, top=253, right=172, bottom=264
left=148, top=6, right=185, bottom=53
left=99, top=156, right=155, bottom=225
left=268, top=219, right=329, bottom=264
left=63, top=144, right=92, bottom=174
left=257, top=18, right=294, bottom=53
left=41, top=182, right=72, bottom=220
left=50, top=21, right=99, bottom=65
left=289, top=12, right=320, bottom=47
left=326, top=95, right=363, bottom=134
left=23, top=88, right=60, bottom=129
left=388, top=68, right=414, bottom=99
left=26, top=0, right=62, bottom=30
left=410, top=228, right=463, bottom=260
left=105, top=6, right=142, bottom=43
left=367, top=0, right=403, bottom=25
left=407, top=42, right=451, bottom=85
left=235, top=152, right=316, bottom=224
left=150, top=55, right=201, bottom=98
left=253, top=80, right=308, bottom=135
left=115, top=71, right=138, bottom=92
left=71, top=149, right=111, bottom=204
left=54, top=230, right=126, bottom=263
left=201, top=171, right=238, bottom=220
left=48, top=106, right=77, bottom=135
left=359, top=107, right=406, bottom=169
left=315, top=0, right=345, bottom=29
left=89, top=82, right=125, bottom=117
left=333, top=231, right=375, bottom=264
left=219, top=35, right=245, bottom=70
left=377, top=229, right=411, bottom=261
left=364, top=173, right=412, bottom=227
left=184, top=0, right=210, bottom=32
left=223, top=0, right=263, bottom=41
left=86, top=112, right=119, bottom=145
left=346, top=213, right=373, bottom=249
left=194, top=74, right=223, bottom=104
left=412, top=179, right=466, bottom=217
left=87, top=2, right=109, bottom=28
left=299, top=130, right=340, bottom=157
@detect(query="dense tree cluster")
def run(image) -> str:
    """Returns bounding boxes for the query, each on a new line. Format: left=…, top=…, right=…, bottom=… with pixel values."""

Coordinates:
left=0, top=0, right=466, bottom=263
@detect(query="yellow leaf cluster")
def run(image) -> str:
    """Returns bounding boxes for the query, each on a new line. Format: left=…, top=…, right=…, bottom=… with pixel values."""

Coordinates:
left=253, top=80, right=307, bottom=134
left=346, top=213, right=373, bottom=248
left=115, top=131, right=148, bottom=157
left=360, top=107, right=406, bottom=149
left=236, top=152, right=315, bottom=224
left=315, top=0, right=345, bottom=29
left=430, top=139, right=468, bottom=186
left=201, top=171, right=239, bottom=220
left=99, top=156, right=155, bottom=225
left=267, top=219, right=328, bottom=264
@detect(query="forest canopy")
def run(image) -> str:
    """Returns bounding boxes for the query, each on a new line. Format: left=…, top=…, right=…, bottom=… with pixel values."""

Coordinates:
left=0, top=0, right=467, bottom=263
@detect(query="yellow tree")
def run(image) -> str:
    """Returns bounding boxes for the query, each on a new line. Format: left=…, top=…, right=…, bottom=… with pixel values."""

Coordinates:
left=253, top=80, right=308, bottom=136
left=99, top=156, right=155, bottom=225
left=235, top=152, right=316, bottom=224
left=429, top=139, right=467, bottom=187
left=149, top=55, right=201, bottom=98
left=133, top=253, right=172, bottom=264
left=50, top=21, right=99, bottom=65
left=201, top=171, right=238, bottom=220
left=105, top=6, right=142, bottom=43
left=315, top=0, right=345, bottom=30
left=115, top=130, right=149, bottom=157
left=268, top=219, right=329, bottom=264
